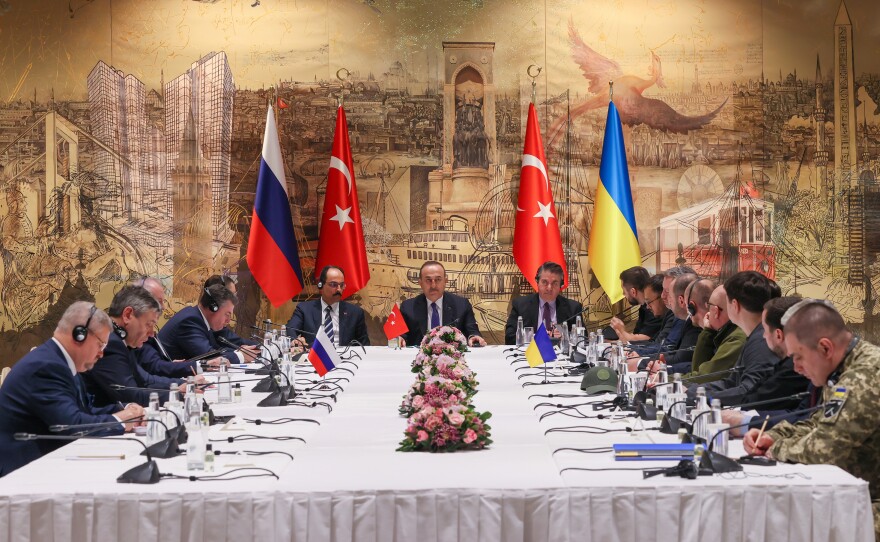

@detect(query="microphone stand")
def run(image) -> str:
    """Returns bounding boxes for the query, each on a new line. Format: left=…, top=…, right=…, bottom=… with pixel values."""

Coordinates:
left=15, top=432, right=162, bottom=484
left=51, top=417, right=182, bottom=459
left=702, top=404, right=825, bottom=473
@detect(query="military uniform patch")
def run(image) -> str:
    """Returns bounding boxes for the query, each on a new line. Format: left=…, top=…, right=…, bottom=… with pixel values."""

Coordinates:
left=824, top=386, right=847, bottom=419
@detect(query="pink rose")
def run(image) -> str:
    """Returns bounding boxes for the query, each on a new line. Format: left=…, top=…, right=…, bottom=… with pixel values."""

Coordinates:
left=448, top=412, right=464, bottom=426
left=463, top=429, right=477, bottom=444
left=412, top=395, right=425, bottom=408
left=424, top=414, right=442, bottom=431
left=452, top=367, right=464, bottom=378
left=417, top=430, right=429, bottom=442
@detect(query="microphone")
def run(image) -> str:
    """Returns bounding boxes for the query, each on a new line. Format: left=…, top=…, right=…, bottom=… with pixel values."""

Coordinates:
left=14, top=433, right=161, bottom=484
left=111, top=383, right=178, bottom=393
left=557, top=304, right=591, bottom=326
left=216, top=335, right=266, bottom=366
left=633, top=366, right=745, bottom=419
left=701, top=404, right=827, bottom=474
left=723, top=390, right=811, bottom=410
left=50, top=417, right=181, bottom=459
left=642, top=345, right=697, bottom=363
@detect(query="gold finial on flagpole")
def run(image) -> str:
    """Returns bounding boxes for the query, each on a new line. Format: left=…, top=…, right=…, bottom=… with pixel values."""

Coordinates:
left=336, top=68, right=351, bottom=107
left=609, top=80, right=614, bottom=102
left=527, top=64, right=542, bottom=105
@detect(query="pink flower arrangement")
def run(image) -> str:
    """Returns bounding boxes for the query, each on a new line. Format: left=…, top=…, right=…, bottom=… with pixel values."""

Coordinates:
left=418, top=326, right=468, bottom=358
left=398, top=326, right=492, bottom=453
left=399, top=376, right=469, bottom=417
left=397, top=405, right=493, bottom=452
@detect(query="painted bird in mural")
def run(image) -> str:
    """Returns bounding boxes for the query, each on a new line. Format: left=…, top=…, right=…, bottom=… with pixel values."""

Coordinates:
left=552, top=21, right=727, bottom=142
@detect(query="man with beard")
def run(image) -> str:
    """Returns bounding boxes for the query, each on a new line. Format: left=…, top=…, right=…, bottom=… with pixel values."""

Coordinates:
left=287, top=266, right=370, bottom=348
left=608, top=266, right=665, bottom=342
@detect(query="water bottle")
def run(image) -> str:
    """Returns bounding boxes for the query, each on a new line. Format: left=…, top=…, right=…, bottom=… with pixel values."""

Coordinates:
left=655, top=369, right=669, bottom=409
left=515, top=316, right=524, bottom=347
left=186, top=417, right=205, bottom=471
left=711, top=398, right=722, bottom=424
left=217, top=360, right=232, bottom=403
left=145, top=392, right=163, bottom=446
left=672, top=373, right=684, bottom=395
left=559, top=324, right=570, bottom=357
left=183, top=377, right=199, bottom=424
left=692, top=387, right=710, bottom=441
left=276, top=328, right=289, bottom=362
left=164, top=384, right=181, bottom=429
left=596, top=329, right=604, bottom=345
left=261, top=320, right=275, bottom=361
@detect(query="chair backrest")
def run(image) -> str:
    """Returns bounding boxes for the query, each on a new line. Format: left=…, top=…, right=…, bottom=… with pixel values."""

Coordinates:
left=0, top=367, right=10, bottom=388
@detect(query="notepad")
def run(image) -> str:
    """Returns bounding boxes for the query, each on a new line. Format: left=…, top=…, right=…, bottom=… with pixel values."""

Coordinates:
left=613, top=443, right=695, bottom=461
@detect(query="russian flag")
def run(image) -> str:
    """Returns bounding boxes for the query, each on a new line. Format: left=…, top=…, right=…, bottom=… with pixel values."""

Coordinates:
left=588, top=101, right=641, bottom=304
left=307, top=327, right=340, bottom=377
left=246, top=106, right=304, bottom=306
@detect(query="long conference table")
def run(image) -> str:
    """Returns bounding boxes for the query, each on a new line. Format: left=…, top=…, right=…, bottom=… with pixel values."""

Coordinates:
left=0, top=346, right=873, bottom=541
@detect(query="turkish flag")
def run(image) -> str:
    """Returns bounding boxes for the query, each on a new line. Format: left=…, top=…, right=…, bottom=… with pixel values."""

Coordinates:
left=383, top=303, right=409, bottom=339
left=513, top=103, right=567, bottom=291
left=315, top=106, right=370, bottom=298
left=277, top=97, right=289, bottom=109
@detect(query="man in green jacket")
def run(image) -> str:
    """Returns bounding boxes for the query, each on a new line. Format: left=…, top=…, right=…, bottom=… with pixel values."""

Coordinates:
left=683, top=284, right=746, bottom=383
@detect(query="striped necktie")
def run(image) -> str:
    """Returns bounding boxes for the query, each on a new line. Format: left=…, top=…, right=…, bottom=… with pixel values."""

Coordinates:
left=324, top=306, right=335, bottom=345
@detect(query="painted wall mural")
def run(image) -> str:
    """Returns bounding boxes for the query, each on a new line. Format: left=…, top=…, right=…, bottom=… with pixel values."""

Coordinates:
left=1, top=0, right=879, bottom=361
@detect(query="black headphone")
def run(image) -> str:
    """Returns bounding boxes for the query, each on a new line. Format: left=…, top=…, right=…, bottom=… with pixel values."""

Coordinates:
left=203, top=287, right=219, bottom=312
left=687, top=278, right=707, bottom=317
left=72, top=305, right=97, bottom=343
left=687, top=285, right=697, bottom=317
left=112, top=321, right=127, bottom=339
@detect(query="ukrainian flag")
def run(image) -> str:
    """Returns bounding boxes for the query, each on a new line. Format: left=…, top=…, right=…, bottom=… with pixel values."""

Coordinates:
left=588, top=101, right=641, bottom=304
left=525, top=323, right=557, bottom=368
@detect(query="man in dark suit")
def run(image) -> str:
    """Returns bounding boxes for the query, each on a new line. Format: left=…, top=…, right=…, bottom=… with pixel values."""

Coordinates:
left=608, top=266, right=664, bottom=342
left=83, top=286, right=203, bottom=407
left=287, top=266, right=370, bottom=348
left=158, top=284, right=245, bottom=364
left=132, top=277, right=202, bottom=378
left=504, top=261, right=583, bottom=345
left=400, top=261, right=486, bottom=347
left=204, top=275, right=259, bottom=350
left=0, top=302, right=143, bottom=477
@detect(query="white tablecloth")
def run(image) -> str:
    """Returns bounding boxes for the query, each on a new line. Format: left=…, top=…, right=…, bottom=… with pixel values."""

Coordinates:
left=0, top=347, right=873, bottom=541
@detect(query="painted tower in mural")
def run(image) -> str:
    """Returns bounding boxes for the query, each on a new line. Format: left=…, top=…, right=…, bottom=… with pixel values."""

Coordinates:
left=428, top=42, right=508, bottom=229
left=164, top=52, right=235, bottom=249
left=170, top=110, right=213, bottom=298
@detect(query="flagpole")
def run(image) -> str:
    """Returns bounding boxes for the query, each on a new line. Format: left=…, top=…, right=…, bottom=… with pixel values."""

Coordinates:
left=527, top=64, right=542, bottom=105
left=336, top=68, right=350, bottom=107
left=609, top=80, right=614, bottom=102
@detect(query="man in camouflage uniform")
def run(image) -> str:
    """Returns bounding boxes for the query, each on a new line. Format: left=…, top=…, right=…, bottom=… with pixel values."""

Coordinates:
left=744, top=299, right=880, bottom=538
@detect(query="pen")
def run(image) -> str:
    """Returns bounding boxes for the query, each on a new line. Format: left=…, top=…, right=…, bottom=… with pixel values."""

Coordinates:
left=755, top=415, right=770, bottom=450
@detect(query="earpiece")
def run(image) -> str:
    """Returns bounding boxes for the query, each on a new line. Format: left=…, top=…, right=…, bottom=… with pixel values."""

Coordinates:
left=203, top=287, right=219, bottom=312
left=112, top=321, right=127, bottom=339
left=72, top=305, right=97, bottom=343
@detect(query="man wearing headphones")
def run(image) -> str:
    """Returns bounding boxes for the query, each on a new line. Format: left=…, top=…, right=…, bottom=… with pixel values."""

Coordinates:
left=203, top=275, right=259, bottom=352
left=0, top=302, right=144, bottom=477
left=504, top=261, right=583, bottom=345
left=159, top=283, right=245, bottom=364
left=83, top=286, right=204, bottom=407
left=286, top=266, right=370, bottom=348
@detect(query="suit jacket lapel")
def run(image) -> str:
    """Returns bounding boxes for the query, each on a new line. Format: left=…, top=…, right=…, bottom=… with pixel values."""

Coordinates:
left=414, top=295, right=429, bottom=336
left=339, top=302, right=348, bottom=344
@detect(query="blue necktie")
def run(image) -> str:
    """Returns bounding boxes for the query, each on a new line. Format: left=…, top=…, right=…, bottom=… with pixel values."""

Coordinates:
left=324, top=306, right=335, bottom=345
left=431, top=302, right=440, bottom=329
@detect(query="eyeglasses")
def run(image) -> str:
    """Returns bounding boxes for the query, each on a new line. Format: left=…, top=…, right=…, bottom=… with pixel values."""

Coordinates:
left=707, top=302, right=723, bottom=312
left=93, top=333, right=108, bottom=351
left=324, top=281, right=346, bottom=290
left=645, top=296, right=661, bottom=305
left=538, top=280, right=561, bottom=288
